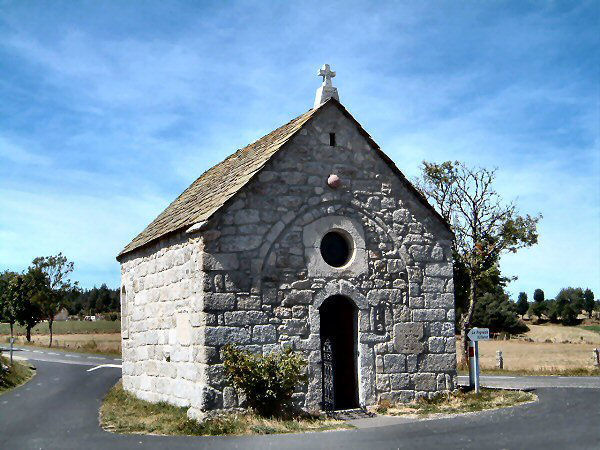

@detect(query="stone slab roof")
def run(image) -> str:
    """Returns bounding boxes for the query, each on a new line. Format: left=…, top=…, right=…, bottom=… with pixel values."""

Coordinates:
left=118, top=99, right=450, bottom=260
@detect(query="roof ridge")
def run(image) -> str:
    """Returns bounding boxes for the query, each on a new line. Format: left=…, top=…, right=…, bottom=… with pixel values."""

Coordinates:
left=117, top=98, right=450, bottom=260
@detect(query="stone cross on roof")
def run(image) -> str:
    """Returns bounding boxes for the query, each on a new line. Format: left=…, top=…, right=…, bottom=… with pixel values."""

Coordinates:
left=314, top=63, right=339, bottom=109
left=319, top=64, right=335, bottom=85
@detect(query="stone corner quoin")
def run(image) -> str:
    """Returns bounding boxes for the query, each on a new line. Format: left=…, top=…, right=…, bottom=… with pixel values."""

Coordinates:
left=118, top=100, right=456, bottom=421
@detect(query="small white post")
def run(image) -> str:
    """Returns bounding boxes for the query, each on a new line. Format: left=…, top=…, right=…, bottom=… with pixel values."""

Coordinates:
left=468, top=340, right=474, bottom=388
left=474, top=340, right=480, bottom=393
left=496, top=350, right=503, bottom=370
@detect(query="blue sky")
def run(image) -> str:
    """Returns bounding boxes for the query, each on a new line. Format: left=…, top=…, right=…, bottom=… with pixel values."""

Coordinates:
left=1, top=1, right=598, bottom=300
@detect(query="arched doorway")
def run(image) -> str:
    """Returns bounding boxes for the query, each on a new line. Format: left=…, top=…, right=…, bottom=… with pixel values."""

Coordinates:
left=319, top=295, right=359, bottom=410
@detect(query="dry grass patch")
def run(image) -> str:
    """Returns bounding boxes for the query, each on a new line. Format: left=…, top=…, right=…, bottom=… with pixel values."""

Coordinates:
left=101, top=382, right=351, bottom=436
left=0, top=320, right=121, bottom=335
left=0, top=356, right=35, bottom=394
left=523, top=324, right=600, bottom=344
left=472, top=367, right=600, bottom=376
left=6, top=334, right=121, bottom=356
left=456, top=339, right=599, bottom=371
left=376, top=388, right=536, bottom=417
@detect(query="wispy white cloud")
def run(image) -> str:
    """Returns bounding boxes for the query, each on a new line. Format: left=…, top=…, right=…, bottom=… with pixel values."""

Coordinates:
left=0, top=1, right=597, bottom=296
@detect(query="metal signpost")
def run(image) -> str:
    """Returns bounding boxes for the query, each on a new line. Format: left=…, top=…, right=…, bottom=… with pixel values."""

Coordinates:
left=467, top=327, right=490, bottom=393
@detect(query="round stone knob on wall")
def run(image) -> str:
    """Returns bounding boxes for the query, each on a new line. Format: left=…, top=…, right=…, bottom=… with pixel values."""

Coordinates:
left=327, top=174, right=341, bottom=188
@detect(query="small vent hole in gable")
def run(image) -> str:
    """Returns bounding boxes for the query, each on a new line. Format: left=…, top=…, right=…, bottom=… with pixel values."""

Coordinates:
left=329, top=133, right=336, bottom=147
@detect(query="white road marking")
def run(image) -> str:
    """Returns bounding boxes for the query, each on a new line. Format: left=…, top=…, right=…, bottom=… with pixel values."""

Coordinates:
left=48, top=353, right=59, bottom=356
left=87, top=356, right=106, bottom=360
left=2, top=400, right=7, bottom=404
left=116, top=358, right=122, bottom=361
left=32, top=351, right=43, bottom=354
left=86, top=364, right=122, bottom=372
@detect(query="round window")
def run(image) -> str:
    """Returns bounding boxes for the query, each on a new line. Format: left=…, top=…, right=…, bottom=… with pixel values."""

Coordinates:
left=320, top=231, right=352, bottom=267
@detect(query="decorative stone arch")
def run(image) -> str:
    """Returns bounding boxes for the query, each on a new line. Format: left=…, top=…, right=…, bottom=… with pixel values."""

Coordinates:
left=313, top=280, right=368, bottom=311
left=255, top=200, right=408, bottom=290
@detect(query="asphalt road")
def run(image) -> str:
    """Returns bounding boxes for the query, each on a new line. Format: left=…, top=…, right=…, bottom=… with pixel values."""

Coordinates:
left=1, top=347, right=599, bottom=450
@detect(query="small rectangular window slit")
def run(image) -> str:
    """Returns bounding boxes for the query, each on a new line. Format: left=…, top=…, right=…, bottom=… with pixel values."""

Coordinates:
left=329, top=133, right=336, bottom=146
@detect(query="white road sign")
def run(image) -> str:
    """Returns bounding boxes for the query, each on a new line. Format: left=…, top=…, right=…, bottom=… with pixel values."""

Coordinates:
left=467, top=327, right=490, bottom=341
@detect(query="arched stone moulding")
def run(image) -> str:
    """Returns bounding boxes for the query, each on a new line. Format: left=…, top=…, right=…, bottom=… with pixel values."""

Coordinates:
left=254, top=200, right=407, bottom=290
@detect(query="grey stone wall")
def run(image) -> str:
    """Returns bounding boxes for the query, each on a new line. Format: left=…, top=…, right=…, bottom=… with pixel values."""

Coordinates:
left=119, top=231, right=208, bottom=409
left=192, top=102, right=456, bottom=418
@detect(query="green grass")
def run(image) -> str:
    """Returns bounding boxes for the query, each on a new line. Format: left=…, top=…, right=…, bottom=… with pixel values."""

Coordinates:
left=0, top=356, right=35, bottom=394
left=101, top=382, right=351, bottom=436
left=376, top=388, right=536, bottom=417
left=581, top=325, right=600, bottom=335
left=0, top=320, right=121, bottom=335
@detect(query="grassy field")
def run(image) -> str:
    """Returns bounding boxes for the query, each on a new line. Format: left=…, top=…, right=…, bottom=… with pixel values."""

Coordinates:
left=1, top=320, right=122, bottom=355
left=101, top=382, right=351, bottom=436
left=0, top=356, right=35, bottom=394
left=523, top=324, right=600, bottom=344
left=457, top=323, right=600, bottom=372
left=376, top=388, right=536, bottom=417
left=4, top=334, right=122, bottom=355
left=0, top=320, right=121, bottom=335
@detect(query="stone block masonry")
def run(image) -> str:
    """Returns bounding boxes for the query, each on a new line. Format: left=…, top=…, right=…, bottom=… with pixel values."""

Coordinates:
left=119, top=100, right=456, bottom=421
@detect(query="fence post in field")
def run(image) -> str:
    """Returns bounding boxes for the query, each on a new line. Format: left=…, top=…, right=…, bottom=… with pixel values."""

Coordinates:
left=496, top=350, right=503, bottom=370
left=594, top=348, right=599, bottom=367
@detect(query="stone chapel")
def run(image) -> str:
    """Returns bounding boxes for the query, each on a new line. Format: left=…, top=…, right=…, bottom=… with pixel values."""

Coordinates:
left=117, top=64, right=457, bottom=420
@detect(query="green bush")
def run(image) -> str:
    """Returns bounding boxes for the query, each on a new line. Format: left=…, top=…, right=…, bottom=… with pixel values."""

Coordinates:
left=222, top=345, right=307, bottom=417
left=560, top=303, right=579, bottom=326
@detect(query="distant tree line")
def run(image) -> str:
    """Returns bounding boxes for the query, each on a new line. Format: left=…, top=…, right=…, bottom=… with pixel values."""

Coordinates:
left=65, top=284, right=119, bottom=316
left=0, top=254, right=119, bottom=348
left=515, top=287, right=597, bottom=326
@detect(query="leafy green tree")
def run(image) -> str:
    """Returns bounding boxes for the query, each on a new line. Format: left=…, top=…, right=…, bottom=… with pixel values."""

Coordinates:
left=15, top=268, right=44, bottom=342
left=472, top=290, right=529, bottom=334
left=545, top=299, right=559, bottom=323
left=529, top=288, right=547, bottom=319
left=98, top=284, right=112, bottom=313
left=0, top=271, right=23, bottom=339
left=516, top=292, right=529, bottom=317
left=560, top=303, right=579, bottom=326
left=533, top=288, right=545, bottom=303
left=583, top=289, right=595, bottom=318
left=416, top=161, right=540, bottom=364
left=554, top=287, right=584, bottom=324
left=30, top=253, right=78, bottom=347
left=554, top=292, right=569, bottom=322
